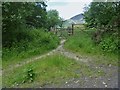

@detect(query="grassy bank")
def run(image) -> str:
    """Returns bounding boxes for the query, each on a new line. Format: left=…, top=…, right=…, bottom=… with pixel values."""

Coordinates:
left=3, top=28, right=59, bottom=69
left=64, top=29, right=118, bottom=66
left=3, top=54, right=104, bottom=88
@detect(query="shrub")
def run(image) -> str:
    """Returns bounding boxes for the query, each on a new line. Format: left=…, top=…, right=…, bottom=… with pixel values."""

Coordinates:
left=99, top=34, right=118, bottom=53
left=2, top=28, right=59, bottom=62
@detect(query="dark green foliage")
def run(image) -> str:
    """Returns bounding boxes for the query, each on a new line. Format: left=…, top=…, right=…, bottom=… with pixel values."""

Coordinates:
left=2, top=2, right=47, bottom=47
left=99, top=31, right=119, bottom=53
left=2, top=2, right=61, bottom=62
left=2, top=29, right=59, bottom=62
left=84, top=2, right=119, bottom=53
left=25, top=2, right=47, bottom=28
left=84, top=2, right=120, bottom=28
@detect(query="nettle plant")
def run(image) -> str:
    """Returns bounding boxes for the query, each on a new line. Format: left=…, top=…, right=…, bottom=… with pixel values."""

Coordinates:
left=23, top=65, right=35, bottom=83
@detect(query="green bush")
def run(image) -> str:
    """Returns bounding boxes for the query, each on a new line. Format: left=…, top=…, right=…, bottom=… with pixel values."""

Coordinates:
left=99, top=34, right=118, bottom=53
left=2, top=28, right=59, bottom=62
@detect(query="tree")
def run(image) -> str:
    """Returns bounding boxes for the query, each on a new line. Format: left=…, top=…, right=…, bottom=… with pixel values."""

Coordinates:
left=2, top=2, right=48, bottom=47
left=25, top=2, right=47, bottom=28
left=46, top=10, right=62, bottom=30
left=84, top=2, right=120, bottom=28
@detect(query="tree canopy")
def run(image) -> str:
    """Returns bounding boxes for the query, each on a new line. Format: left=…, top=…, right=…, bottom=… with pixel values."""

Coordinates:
left=84, top=2, right=120, bottom=28
left=2, top=2, right=62, bottom=47
left=47, top=10, right=63, bottom=30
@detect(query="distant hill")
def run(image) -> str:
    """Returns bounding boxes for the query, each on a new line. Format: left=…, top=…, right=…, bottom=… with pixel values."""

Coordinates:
left=63, top=13, right=85, bottom=27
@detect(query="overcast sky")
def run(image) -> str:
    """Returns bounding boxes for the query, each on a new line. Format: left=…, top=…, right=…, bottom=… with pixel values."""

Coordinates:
left=46, top=0, right=92, bottom=20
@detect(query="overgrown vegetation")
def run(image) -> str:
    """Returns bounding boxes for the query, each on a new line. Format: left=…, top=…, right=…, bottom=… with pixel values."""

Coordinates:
left=2, top=2, right=47, bottom=47
left=84, top=2, right=119, bottom=53
left=3, top=28, right=59, bottom=68
left=2, top=2, right=62, bottom=66
left=3, top=54, right=104, bottom=88
left=2, top=1, right=119, bottom=88
left=64, top=29, right=118, bottom=66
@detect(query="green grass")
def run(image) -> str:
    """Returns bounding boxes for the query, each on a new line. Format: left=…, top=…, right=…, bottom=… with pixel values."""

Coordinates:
left=0, top=76, right=1, bottom=89
left=0, top=53, right=2, bottom=89
left=2, top=29, right=60, bottom=69
left=64, top=29, right=118, bottom=66
left=3, top=54, right=104, bottom=88
left=0, top=63, right=1, bottom=89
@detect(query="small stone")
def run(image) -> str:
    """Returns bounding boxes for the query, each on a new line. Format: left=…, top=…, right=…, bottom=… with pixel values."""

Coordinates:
left=109, top=64, right=111, bottom=67
left=102, top=82, right=106, bottom=85
left=75, top=80, right=79, bottom=83
left=66, top=82, right=68, bottom=84
left=16, top=84, right=19, bottom=86
left=105, top=84, right=107, bottom=87
left=108, top=79, right=110, bottom=81
left=93, top=84, right=96, bottom=87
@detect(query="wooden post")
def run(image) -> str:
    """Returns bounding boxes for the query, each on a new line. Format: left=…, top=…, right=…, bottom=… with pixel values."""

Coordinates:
left=72, top=24, right=74, bottom=35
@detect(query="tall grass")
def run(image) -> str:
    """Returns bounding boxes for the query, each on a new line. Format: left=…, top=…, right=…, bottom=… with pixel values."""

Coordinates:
left=3, top=28, right=59, bottom=68
left=64, top=30, right=118, bottom=65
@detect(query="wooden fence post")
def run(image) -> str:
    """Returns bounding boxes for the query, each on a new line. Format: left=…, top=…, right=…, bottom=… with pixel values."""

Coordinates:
left=72, top=24, right=74, bottom=35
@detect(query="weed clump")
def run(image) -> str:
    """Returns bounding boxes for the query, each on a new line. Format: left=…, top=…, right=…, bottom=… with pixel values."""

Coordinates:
left=23, top=65, right=35, bottom=83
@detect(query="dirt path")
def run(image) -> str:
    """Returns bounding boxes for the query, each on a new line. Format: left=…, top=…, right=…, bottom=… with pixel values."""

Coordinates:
left=3, top=39, right=89, bottom=73
left=55, top=40, right=118, bottom=88
left=56, top=39, right=90, bottom=63
left=2, top=39, right=119, bottom=88
left=58, top=65, right=118, bottom=88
